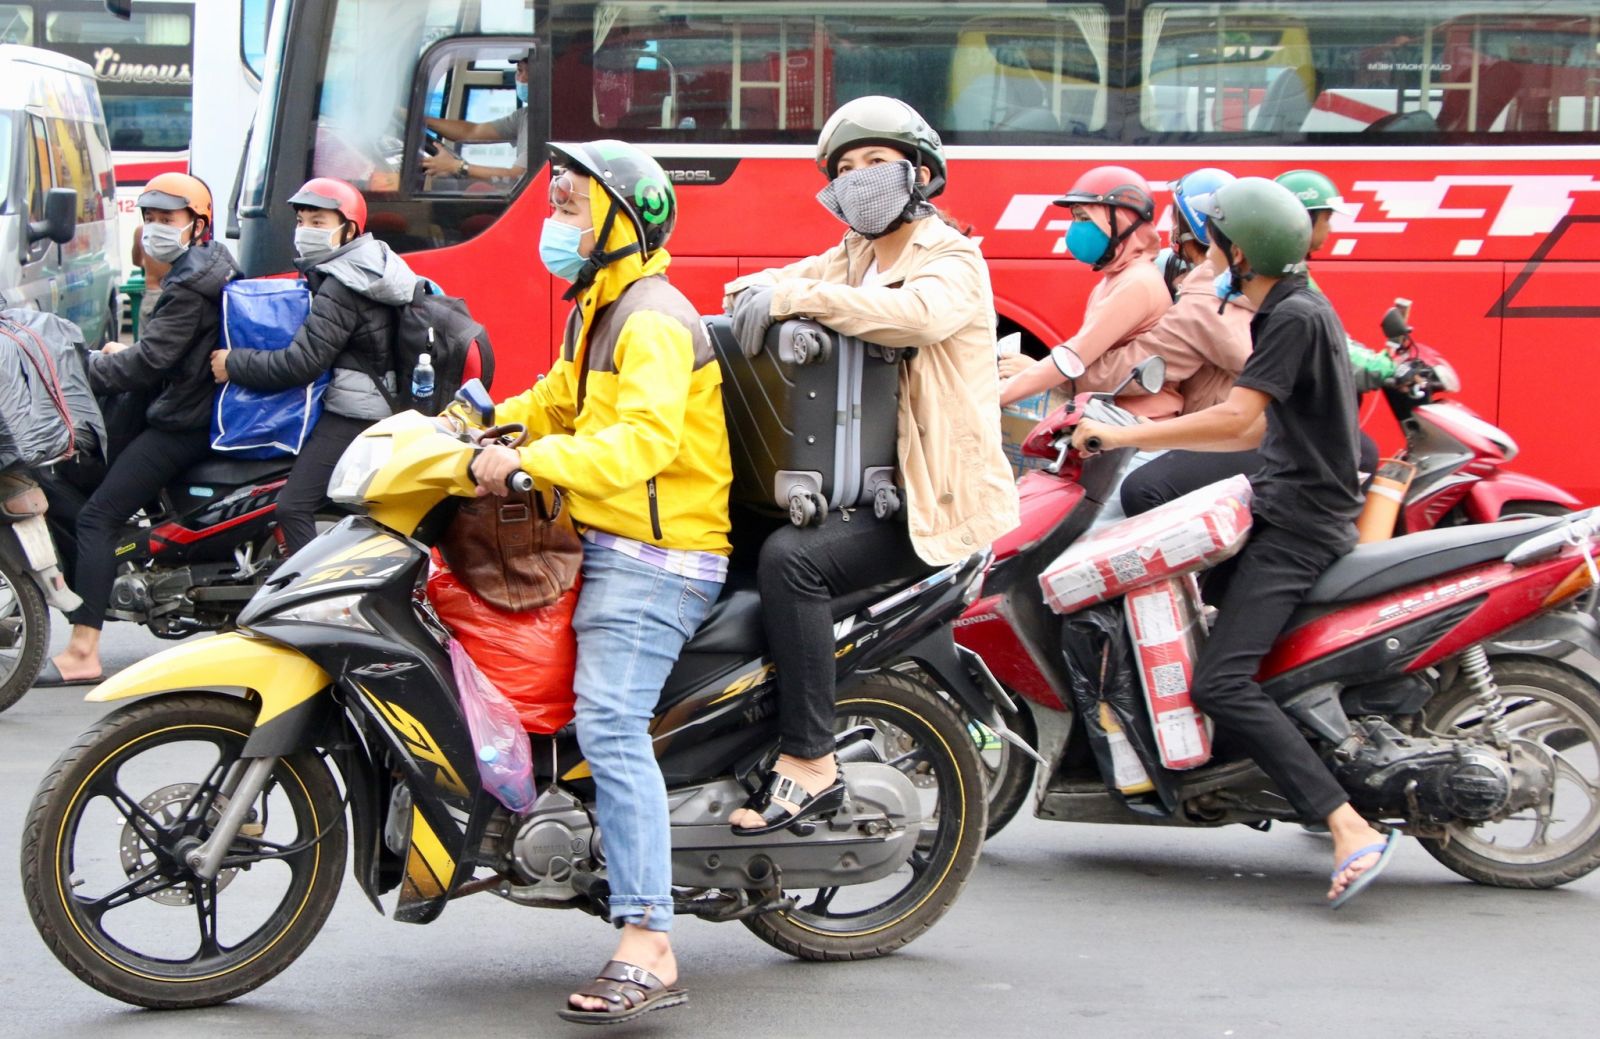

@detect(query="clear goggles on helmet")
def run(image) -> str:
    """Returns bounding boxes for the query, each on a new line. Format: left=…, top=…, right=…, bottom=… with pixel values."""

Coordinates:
left=548, top=170, right=590, bottom=208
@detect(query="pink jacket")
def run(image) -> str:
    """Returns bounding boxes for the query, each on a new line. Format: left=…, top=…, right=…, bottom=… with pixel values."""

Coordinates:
left=1050, top=212, right=1171, bottom=380
left=1076, top=258, right=1256, bottom=418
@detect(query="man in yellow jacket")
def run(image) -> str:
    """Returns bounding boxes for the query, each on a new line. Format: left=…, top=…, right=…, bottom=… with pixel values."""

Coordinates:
left=472, top=140, right=731, bottom=1025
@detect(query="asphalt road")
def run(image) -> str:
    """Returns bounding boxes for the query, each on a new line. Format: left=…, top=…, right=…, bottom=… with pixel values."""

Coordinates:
left=0, top=624, right=1594, bottom=1039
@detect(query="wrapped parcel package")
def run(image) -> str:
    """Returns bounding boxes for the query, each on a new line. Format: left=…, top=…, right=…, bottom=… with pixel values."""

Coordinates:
left=1125, top=575, right=1213, bottom=770
left=1039, top=474, right=1253, bottom=615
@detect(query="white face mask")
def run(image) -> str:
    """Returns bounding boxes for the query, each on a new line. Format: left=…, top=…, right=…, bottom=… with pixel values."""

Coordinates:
left=140, top=220, right=193, bottom=264
left=294, top=225, right=343, bottom=261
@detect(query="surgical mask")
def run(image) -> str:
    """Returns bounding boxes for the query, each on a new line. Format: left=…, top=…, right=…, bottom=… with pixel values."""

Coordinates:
left=816, top=160, right=923, bottom=238
left=140, top=220, right=192, bottom=264
left=294, top=225, right=343, bottom=261
left=539, top=218, right=590, bottom=282
left=515, top=81, right=529, bottom=105
left=1065, top=219, right=1111, bottom=266
left=1214, top=270, right=1244, bottom=303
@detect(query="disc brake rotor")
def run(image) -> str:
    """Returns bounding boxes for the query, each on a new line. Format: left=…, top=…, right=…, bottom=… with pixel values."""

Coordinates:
left=118, top=783, right=246, bottom=904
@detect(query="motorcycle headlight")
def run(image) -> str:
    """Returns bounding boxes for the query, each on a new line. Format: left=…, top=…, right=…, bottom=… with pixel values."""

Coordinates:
left=328, top=435, right=394, bottom=504
left=274, top=593, right=376, bottom=631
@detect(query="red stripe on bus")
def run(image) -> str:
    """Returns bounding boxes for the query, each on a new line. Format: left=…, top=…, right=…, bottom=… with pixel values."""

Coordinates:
left=1312, top=92, right=1395, bottom=126
left=115, top=160, right=186, bottom=186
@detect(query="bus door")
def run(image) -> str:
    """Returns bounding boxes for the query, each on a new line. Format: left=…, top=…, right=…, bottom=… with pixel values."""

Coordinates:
left=237, top=0, right=548, bottom=392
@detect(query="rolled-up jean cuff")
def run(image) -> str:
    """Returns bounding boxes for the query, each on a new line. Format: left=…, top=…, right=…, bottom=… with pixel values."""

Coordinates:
left=610, top=897, right=673, bottom=933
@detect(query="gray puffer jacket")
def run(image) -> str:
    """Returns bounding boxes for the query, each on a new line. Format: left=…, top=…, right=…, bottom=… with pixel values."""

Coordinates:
left=224, top=234, right=419, bottom=420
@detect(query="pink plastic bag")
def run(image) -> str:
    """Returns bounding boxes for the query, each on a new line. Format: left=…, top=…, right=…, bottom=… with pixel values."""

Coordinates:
left=449, top=639, right=536, bottom=812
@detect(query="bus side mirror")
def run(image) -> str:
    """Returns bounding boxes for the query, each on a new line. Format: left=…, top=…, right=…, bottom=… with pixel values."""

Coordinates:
left=28, top=189, right=77, bottom=245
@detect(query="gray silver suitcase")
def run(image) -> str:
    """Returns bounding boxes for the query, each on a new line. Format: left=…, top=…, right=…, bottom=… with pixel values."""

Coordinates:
left=706, top=315, right=907, bottom=526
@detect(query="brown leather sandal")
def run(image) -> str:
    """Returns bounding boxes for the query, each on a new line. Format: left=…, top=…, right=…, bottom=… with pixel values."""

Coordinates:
left=557, top=960, right=688, bottom=1026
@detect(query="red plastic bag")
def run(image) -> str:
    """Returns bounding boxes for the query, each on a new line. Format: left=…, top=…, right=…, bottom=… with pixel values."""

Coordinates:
left=427, top=556, right=579, bottom=734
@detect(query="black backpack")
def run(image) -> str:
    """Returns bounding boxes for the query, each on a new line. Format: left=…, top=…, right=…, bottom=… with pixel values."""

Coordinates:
left=372, top=280, right=496, bottom=414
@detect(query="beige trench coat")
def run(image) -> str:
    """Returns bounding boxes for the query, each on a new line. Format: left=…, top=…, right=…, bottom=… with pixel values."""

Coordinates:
left=724, top=216, right=1020, bottom=566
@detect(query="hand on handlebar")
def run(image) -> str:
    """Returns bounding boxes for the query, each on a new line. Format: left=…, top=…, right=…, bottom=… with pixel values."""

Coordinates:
left=471, top=443, right=526, bottom=497
left=1070, top=417, right=1120, bottom=455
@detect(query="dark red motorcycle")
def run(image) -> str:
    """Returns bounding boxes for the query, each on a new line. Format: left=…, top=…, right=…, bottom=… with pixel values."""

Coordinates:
left=950, top=372, right=1600, bottom=890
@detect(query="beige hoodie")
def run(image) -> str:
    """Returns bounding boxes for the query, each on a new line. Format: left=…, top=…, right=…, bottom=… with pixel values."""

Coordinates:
left=724, top=216, right=1020, bottom=566
left=1078, top=258, right=1256, bottom=419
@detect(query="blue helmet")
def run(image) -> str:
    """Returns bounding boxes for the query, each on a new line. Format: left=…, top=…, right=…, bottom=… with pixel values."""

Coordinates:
left=1171, top=167, right=1236, bottom=248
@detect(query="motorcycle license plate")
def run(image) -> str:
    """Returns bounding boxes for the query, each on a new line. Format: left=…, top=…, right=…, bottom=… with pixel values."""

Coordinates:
left=12, top=514, right=59, bottom=570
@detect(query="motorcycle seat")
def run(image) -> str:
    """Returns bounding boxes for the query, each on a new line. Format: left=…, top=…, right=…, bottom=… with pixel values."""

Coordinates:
left=181, top=456, right=294, bottom=487
left=1301, top=514, right=1570, bottom=605
left=683, top=570, right=902, bottom=656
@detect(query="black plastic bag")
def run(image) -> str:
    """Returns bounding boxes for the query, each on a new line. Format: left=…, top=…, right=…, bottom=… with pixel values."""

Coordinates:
left=1060, top=603, right=1177, bottom=812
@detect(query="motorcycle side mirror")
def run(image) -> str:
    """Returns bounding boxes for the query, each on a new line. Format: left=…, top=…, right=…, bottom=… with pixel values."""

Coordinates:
left=454, top=379, right=495, bottom=426
left=1380, top=307, right=1412, bottom=341
left=1110, top=356, right=1166, bottom=397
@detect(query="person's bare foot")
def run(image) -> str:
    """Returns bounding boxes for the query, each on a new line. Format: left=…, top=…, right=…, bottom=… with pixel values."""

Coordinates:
left=1326, top=804, right=1387, bottom=901
left=729, top=754, right=838, bottom=829
left=568, top=924, right=676, bottom=1013
left=49, top=648, right=101, bottom=683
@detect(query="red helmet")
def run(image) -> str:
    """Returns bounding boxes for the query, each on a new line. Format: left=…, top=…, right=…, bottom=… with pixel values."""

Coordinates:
left=287, top=177, right=368, bottom=234
left=1053, top=165, right=1155, bottom=223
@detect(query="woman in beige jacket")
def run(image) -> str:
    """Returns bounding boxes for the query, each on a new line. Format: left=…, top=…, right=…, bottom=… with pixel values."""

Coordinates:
left=721, top=97, right=1019, bottom=833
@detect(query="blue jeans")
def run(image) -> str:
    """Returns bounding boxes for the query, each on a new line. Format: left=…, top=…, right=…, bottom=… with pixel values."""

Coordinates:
left=571, top=543, right=720, bottom=933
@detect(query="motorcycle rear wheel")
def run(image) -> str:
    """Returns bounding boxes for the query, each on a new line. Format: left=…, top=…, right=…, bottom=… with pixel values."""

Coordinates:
left=742, top=672, right=987, bottom=960
left=21, top=692, right=346, bottom=1007
left=0, top=549, right=49, bottom=712
left=1419, top=658, right=1600, bottom=888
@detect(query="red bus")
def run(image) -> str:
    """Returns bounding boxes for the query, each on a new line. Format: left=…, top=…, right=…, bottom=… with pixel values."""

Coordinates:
left=234, top=0, right=1600, bottom=501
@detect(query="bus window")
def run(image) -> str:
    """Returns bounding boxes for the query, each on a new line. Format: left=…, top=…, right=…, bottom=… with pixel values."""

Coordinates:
left=0, top=4, right=32, bottom=45
left=1141, top=1, right=1600, bottom=139
left=0, top=112, right=10, bottom=211
left=27, top=115, right=51, bottom=225
left=413, top=47, right=526, bottom=196
left=103, top=95, right=191, bottom=152
left=44, top=8, right=192, bottom=46
left=550, top=2, right=1110, bottom=143
left=242, top=0, right=275, bottom=80
left=306, top=0, right=534, bottom=250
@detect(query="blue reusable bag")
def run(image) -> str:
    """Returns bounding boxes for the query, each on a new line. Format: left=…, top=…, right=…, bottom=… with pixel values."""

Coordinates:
left=212, top=278, right=327, bottom=459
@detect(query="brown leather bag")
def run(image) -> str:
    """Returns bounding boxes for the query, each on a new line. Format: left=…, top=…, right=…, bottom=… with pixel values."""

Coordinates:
left=439, top=425, right=582, bottom=612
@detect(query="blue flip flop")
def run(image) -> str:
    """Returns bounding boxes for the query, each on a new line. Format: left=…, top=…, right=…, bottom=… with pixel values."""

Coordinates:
left=1329, top=830, right=1401, bottom=910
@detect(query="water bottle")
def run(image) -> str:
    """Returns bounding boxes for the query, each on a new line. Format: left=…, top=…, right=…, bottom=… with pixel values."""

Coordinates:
left=477, top=744, right=536, bottom=812
left=411, top=350, right=435, bottom=410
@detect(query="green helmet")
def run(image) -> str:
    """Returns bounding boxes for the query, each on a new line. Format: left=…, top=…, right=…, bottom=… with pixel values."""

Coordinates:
left=815, top=96, right=947, bottom=198
left=1274, top=169, right=1354, bottom=216
left=1193, top=177, right=1311, bottom=277
left=548, top=139, right=677, bottom=259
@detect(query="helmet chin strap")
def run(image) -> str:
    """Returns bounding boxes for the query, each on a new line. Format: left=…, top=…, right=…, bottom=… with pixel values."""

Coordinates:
left=563, top=196, right=642, bottom=301
left=1091, top=207, right=1143, bottom=272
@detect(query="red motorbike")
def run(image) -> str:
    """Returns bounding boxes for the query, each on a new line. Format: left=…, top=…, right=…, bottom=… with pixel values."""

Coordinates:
left=950, top=371, right=1600, bottom=891
left=1372, top=298, right=1578, bottom=529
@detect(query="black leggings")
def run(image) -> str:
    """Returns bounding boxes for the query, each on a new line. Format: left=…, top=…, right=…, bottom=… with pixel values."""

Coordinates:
left=67, top=427, right=212, bottom=630
left=759, top=514, right=935, bottom=759
left=1121, top=435, right=1379, bottom=517
left=1191, top=521, right=1351, bottom=821
left=275, top=413, right=372, bottom=554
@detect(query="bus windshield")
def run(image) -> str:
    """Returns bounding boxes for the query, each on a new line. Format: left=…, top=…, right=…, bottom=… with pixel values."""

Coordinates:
left=103, top=94, right=190, bottom=151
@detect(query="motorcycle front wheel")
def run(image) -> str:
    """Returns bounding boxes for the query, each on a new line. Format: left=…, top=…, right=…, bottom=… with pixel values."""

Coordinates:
left=0, top=549, right=49, bottom=712
left=20, top=692, right=346, bottom=1008
left=742, top=672, right=987, bottom=960
left=1420, top=657, right=1600, bottom=888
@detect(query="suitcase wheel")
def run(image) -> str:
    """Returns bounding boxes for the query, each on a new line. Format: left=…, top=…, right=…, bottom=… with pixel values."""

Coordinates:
left=873, top=485, right=902, bottom=520
left=788, top=491, right=826, bottom=527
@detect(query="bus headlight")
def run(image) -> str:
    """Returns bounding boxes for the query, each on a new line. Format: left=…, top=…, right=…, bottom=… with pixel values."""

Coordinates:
left=328, top=435, right=393, bottom=504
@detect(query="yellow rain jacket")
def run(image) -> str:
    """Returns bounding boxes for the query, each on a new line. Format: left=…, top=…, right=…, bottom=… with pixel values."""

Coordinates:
left=496, top=185, right=732, bottom=554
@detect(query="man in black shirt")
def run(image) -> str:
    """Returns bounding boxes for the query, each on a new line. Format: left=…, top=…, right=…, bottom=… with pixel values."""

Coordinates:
left=1072, top=177, right=1394, bottom=907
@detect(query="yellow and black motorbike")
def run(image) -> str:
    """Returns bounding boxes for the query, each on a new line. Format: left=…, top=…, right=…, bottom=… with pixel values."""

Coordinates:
left=20, top=382, right=1012, bottom=1009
